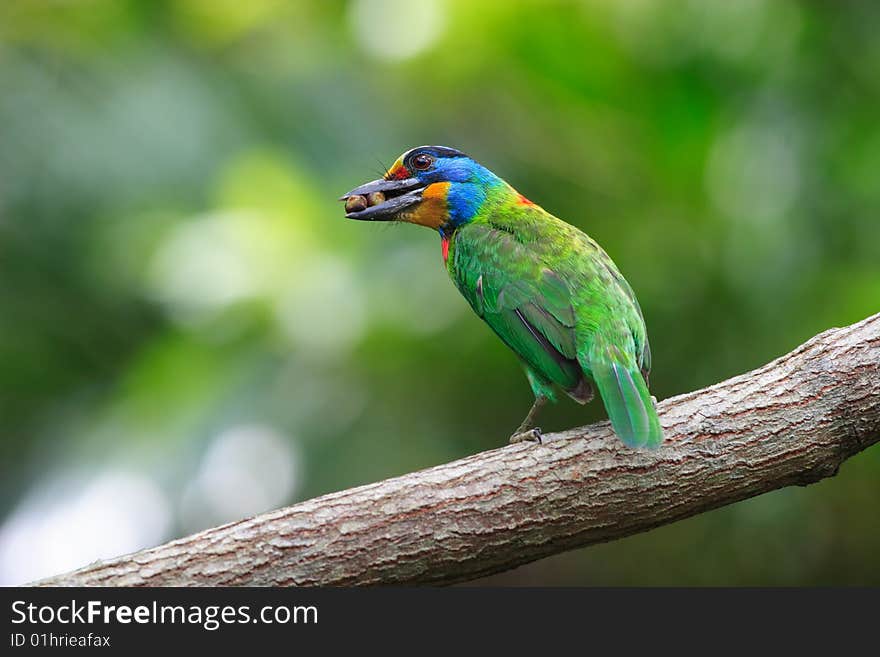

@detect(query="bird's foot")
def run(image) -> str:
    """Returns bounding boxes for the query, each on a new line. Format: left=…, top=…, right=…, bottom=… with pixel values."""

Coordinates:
left=509, top=427, right=543, bottom=445
left=650, top=395, right=658, bottom=409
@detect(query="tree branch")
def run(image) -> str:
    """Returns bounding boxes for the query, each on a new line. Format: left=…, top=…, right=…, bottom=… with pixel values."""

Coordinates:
left=36, top=313, right=880, bottom=586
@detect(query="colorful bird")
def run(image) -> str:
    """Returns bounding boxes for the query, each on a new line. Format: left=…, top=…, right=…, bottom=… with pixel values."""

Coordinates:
left=341, top=146, right=663, bottom=448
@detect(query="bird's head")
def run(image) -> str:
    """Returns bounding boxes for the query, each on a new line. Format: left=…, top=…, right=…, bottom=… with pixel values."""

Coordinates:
left=340, top=146, right=504, bottom=234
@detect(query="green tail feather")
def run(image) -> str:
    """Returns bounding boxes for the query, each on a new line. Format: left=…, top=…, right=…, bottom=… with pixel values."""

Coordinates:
left=589, top=335, right=663, bottom=449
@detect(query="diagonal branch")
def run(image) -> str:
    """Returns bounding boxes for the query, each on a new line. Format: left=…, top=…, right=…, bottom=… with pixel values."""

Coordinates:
left=35, top=313, right=880, bottom=586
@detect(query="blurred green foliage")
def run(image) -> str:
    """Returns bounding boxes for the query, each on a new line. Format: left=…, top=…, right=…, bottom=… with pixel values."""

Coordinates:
left=0, top=0, right=877, bottom=585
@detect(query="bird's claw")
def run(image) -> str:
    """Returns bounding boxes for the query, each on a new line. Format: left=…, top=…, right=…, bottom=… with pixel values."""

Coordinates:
left=509, top=427, right=543, bottom=445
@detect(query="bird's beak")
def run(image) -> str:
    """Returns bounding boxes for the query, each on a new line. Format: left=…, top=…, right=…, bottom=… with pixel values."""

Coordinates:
left=339, top=177, right=426, bottom=221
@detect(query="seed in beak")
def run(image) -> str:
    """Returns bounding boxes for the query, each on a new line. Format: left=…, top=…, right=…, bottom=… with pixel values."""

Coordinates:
left=367, top=191, right=386, bottom=207
left=345, top=195, right=368, bottom=213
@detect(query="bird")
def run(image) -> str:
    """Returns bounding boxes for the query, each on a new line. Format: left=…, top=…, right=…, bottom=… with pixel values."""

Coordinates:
left=341, top=146, right=663, bottom=448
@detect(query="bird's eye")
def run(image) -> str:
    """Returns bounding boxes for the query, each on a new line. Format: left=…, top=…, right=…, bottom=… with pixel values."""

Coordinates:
left=411, top=153, right=434, bottom=170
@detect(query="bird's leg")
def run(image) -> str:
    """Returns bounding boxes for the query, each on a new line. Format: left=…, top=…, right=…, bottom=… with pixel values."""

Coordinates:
left=509, top=396, right=547, bottom=444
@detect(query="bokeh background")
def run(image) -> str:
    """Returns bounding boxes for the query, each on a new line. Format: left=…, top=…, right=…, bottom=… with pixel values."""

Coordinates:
left=1, top=0, right=878, bottom=586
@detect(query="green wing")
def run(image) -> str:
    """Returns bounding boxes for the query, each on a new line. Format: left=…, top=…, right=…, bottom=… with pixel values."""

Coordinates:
left=450, top=224, right=584, bottom=394
left=597, top=258, right=652, bottom=378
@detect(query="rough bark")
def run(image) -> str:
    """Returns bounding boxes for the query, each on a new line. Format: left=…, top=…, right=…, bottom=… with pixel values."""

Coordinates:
left=36, top=313, right=880, bottom=586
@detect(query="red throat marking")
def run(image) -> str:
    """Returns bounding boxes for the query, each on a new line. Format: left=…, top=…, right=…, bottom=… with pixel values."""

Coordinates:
left=517, top=193, right=534, bottom=206
left=441, top=237, right=450, bottom=263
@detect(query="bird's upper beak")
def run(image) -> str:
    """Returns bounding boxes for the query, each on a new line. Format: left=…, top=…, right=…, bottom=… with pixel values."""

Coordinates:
left=339, top=176, right=426, bottom=221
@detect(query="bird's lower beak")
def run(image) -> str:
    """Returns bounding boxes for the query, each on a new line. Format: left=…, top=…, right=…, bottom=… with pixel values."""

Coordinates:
left=339, top=177, right=426, bottom=221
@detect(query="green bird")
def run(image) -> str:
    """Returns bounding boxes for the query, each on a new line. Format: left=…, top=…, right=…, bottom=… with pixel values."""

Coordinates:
left=342, top=146, right=662, bottom=448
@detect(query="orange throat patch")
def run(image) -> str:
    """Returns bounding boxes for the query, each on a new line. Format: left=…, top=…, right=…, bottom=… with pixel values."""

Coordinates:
left=401, top=182, right=450, bottom=230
